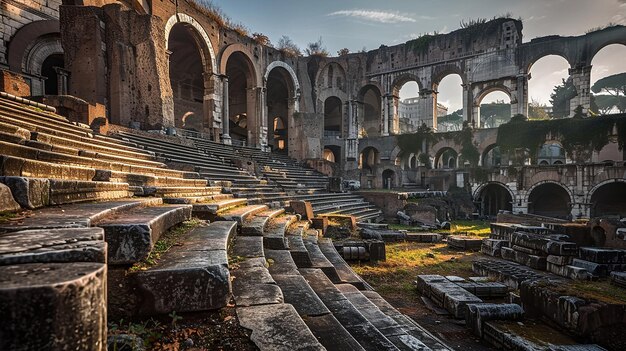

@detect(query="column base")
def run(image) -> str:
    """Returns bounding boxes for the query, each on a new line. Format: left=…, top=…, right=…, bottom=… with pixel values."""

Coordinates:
left=222, top=134, right=232, bottom=145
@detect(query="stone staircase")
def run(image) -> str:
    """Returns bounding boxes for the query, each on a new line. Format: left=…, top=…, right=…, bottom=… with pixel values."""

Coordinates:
left=0, top=96, right=435, bottom=350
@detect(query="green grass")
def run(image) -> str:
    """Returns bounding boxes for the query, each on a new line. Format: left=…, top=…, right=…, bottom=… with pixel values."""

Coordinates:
left=0, top=211, right=18, bottom=223
left=389, top=220, right=491, bottom=237
left=128, top=218, right=205, bottom=272
left=351, top=242, right=480, bottom=297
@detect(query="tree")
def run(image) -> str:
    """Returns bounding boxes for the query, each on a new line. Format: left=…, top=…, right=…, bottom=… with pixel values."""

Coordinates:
left=276, top=35, right=301, bottom=57
left=337, top=48, right=350, bottom=56
left=591, top=72, right=626, bottom=97
left=528, top=99, right=550, bottom=120
left=305, top=37, right=329, bottom=57
left=550, top=78, right=577, bottom=118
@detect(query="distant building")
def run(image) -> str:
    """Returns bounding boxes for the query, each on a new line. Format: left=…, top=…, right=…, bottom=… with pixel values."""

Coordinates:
left=398, top=97, right=448, bottom=132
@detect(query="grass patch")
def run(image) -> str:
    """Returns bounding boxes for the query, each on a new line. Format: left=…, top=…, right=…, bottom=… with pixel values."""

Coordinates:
left=128, top=218, right=205, bottom=272
left=0, top=211, right=18, bottom=223
left=555, top=280, right=626, bottom=305
left=389, top=220, right=491, bottom=237
left=351, top=242, right=480, bottom=298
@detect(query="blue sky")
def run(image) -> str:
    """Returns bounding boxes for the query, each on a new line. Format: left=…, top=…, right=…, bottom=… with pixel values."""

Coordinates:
left=211, top=0, right=626, bottom=111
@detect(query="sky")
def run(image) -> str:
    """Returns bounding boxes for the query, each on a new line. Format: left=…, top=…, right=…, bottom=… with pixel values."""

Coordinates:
left=211, top=0, right=626, bottom=111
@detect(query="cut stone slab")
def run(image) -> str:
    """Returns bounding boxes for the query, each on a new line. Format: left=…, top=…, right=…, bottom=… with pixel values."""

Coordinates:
left=237, top=303, right=325, bottom=351
left=97, top=205, right=192, bottom=264
left=611, top=271, right=626, bottom=288
left=511, top=231, right=577, bottom=256
left=465, top=303, right=524, bottom=337
left=570, top=259, right=625, bottom=277
left=217, top=204, right=268, bottom=224
left=241, top=208, right=285, bottom=236
left=301, top=314, right=365, bottom=351
left=290, top=200, right=314, bottom=220
left=266, top=249, right=300, bottom=276
left=264, top=214, right=296, bottom=250
left=456, top=282, right=508, bottom=298
left=273, top=274, right=330, bottom=317
left=0, top=182, right=19, bottom=212
left=233, top=258, right=283, bottom=307
left=579, top=247, right=626, bottom=264
left=318, top=238, right=366, bottom=289
left=481, top=238, right=509, bottom=257
left=0, top=227, right=106, bottom=265
left=501, top=246, right=547, bottom=270
left=132, top=221, right=236, bottom=314
left=406, top=232, right=442, bottom=243
left=447, top=235, right=483, bottom=250
left=303, top=235, right=340, bottom=283
left=547, top=262, right=590, bottom=280
left=415, top=275, right=448, bottom=297
left=0, top=198, right=162, bottom=232
left=0, top=262, right=107, bottom=351
left=443, top=288, right=483, bottom=319
left=0, top=176, right=49, bottom=209
left=232, top=236, right=265, bottom=258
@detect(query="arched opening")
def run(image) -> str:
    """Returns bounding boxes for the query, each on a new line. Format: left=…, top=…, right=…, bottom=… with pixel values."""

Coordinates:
left=267, top=67, right=294, bottom=152
left=478, top=90, right=511, bottom=129
left=435, top=74, right=463, bottom=132
left=359, top=147, right=379, bottom=171
left=528, top=55, right=571, bottom=119
left=41, top=53, right=64, bottom=95
left=323, top=146, right=341, bottom=163
left=226, top=52, right=256, bottom=145
left=407, top=153, right=418, bottom=169
left=324, top=96, right=342, bottom=136
left=168, top=23, right=207, bottom=131
left=435, top=147, right=458, bottom=169
left=359, top=85, right=382, bottom=138
left=590, top=44, right=626, bottom=115
left=590, top=181, right=626, bottom=217
left=382, top=169, right=395, bottom=189
left=537, top=143, right=565, bottom=165
left=528, top=183, right=571, bottom=219
left=478, top=183, right=513, bottom=217
left=482, top=145, right=503, bottom=168
left=397, top=81, right=422, bottom=132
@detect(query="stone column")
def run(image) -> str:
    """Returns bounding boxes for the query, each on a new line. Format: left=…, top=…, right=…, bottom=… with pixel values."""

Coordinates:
left=381, top=95, right=389, bottom=136
left=516, top=74, right=529, bottom=117
left=221, top=75, right=231, bottom=144
left=259, top=86, right=268, bottom=150
left=462, top=83, right=471, bottom=125
left=418, top=89, right=436, bottom=130
left=55, top=67, right=70, bottom=95
left=569, top=65, right=592, bottom=116
left=388, top=94, right=398, bottom=134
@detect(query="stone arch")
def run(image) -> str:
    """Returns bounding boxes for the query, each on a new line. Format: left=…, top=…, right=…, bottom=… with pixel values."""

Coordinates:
left=526, top=181, right=573, bottom=219
left=165, top=13, right=217, bottom=74
left=323, top=145, right=341, bottom=163
left=587, top=178, right=626, bottom=217
left=265, top=61, right=300, bottom=98
left=7, top=20, right=60, bottom=72
left=434, top=147, right=458, bottom=169
left=474, top=86, right=512, bottom=106
left=358, top=84, right=383, bottom=137
left=316, top=61, right=347, bottom=91
left=431, top=65, right=467, bottom=88
left=382, top=169, right=396, bottom=189
left=266, top=64, right=297, bottom=152
left=588, top=40, right=626, bottom=63
left=473, top=181, right=514, bottom=216
left=23, top=38, right=63, bottom=76
left=359, top=146, right=380, bottom=170
left=323, top=96, right=343, bottom=134
left=219, top=44, right=261, bottom=85
left=526, top=53, right=572, bottom=73
left=481, top=143, right=502, bottom=167
left=391, top=73, right=422, bottom=96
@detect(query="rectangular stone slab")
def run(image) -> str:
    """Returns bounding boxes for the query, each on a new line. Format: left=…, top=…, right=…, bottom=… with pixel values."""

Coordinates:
left=132, top=220, right=235, bottom=314
left=579, top=247, right=626, bottom=264
left=301, top=314, right=365, bottom=351
left=96, top=205, right=192, bottom=264
left=0, top=227, right=106, bottom=265
left=273, top=274, right=330, bottom=317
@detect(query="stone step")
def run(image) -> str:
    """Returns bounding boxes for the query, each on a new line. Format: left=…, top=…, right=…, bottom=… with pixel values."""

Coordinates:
left=232, top=256, right=284, bottom=307
left=303, top=234, right=341, bottom=283
left=241, top=208, right=285, bottom=236
left=0, top=197, right=162, bottom=232
left=138, top=185, right=218, bottom=198
left=95, top=205, right=192, bottom=264
left=110, top=171, right=207, bottom=188
left=0, top=227, right=106, bottom=265
left=217, top=204, right=268, bottom=224
left=264, top=215, right=297, bottom=250
left=1, top=155, right=98, bottom=181
left=337, top=284, right=432, bottom=351
left=318, top=238, right=367, bottom=289
left=237, top=303, right=324, bottom=350
left=300, top=268, right=400, bottom=350
left=287, top=221, right=313, bottom=268
left=162, top=193, right=232, bottom=204
left=132, top=221, right=237, bottom=314
left=0, top=113, right=154, bottom=160
left=0, top=141, right=188, bottom=178
left=0, top=262, right=107, bottom=351
left=362, top=290, right=450, bottom=351
left=192, top=198, right=249, bottom=219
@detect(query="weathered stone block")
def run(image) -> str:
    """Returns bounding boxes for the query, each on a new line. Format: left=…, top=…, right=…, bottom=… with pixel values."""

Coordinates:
left=579, top=247, right=626, bottom=264
left=0, top=263, right=107, bottom=350
left=444, top=289, right=483, bottom=319
left=448, top=235, right=483, bottom=250
left=501, top=247, right=547, bottom=270
left=0, top=182, right=19, bottom=212
left=465, top=303, right=524, bottom=337
left=0, top=227, right=106, bottom=265
left=481, top=238, right=509, bottom=257
left=0, top=176, right=50, bottom=209
left=290, top=200, right=314, bottom=219
left=571, top=259, right=626, bottom=277
left=546, top=262, right=590, bottom=280
left=547, top=255, right=573, bottom=266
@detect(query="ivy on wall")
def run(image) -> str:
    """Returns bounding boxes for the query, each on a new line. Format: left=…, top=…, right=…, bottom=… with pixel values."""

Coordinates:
left=496, top=113, right=626, bottom=157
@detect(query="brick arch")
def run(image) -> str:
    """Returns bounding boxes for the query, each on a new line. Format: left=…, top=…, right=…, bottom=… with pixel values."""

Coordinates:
left=165, top=13, right=217, bottom=74
left=8, top=20, right=60, bottom=73
left=23, top=37, right=63, bottom=76
left=524, top=180, right=574, bottom=205
left=474, top=85, right=513, bottom=106
left=264, top=61, right=300, bottom=103
left=219, top=44, right=261, bottom=86
left=431, top=64, right=467, bottom=89
left=391, top=73, right=422, bottom=96
left=586, top=178, right=626, bottom=203
left=472, top=181, right=515, bottom=202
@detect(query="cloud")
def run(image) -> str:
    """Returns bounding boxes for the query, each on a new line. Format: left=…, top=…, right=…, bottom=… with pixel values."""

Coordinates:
left=328, top=9, right=416, bottom=24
